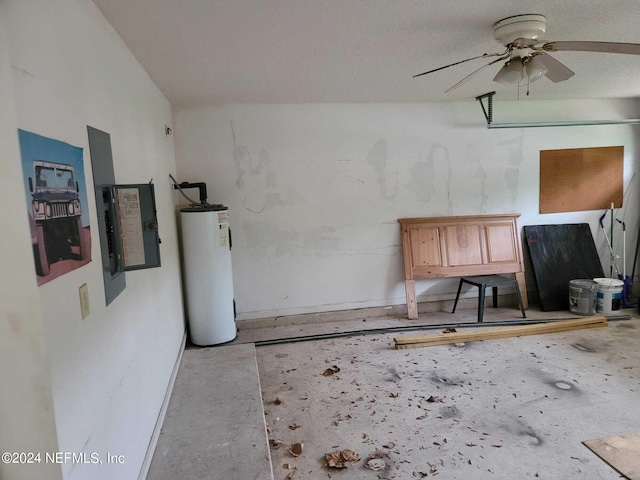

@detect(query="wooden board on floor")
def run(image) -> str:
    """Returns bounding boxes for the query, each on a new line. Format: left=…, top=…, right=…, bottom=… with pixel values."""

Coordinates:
left=394, top=317, right=607, bottom=349
left=583, top=432, right=640, bottom=480
left=524, top=224, right=604, bottom=311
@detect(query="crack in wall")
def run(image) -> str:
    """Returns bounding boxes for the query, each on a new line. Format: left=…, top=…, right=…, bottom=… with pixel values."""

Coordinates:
left=243, top=221, right=399, bottom=259
left=368, top=139, right=399, bottom=201
left=498, top=132, right=525, bottom=210
left=244, top=187, right=306, bottom=214
left=467, top=146, right=487, bottom=214
left=407, top=143, right=452, bottom=214
left=231, top=121, right=304, bottom=212
left=243, top=222, right=340, bottom=259
left=231, top=121, right=276, bottom=189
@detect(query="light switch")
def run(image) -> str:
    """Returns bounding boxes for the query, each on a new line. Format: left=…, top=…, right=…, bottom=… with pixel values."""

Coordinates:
left=79, top=283, right=90, bottom=319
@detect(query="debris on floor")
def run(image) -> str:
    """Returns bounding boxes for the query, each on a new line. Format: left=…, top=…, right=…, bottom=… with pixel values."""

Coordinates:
left=324, top=449, right=360, bottom=468
left=364, top=457, right=386, bottom=471
left=364, top=449, right=389, bottom=471
left=322, top=365, right=341, bottom=376
left=283, top=462, right=297, bottom=478
left=256, top=317, right=640, bottom=479
left=289, top=442, right=303, bottom=457
left=269, top=439, right=284, bottom=449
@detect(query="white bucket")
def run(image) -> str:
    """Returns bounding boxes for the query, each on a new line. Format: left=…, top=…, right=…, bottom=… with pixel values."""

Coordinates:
left=568, top=279, right=597, bottom=316
left=593, top=278, right=624, bottom=314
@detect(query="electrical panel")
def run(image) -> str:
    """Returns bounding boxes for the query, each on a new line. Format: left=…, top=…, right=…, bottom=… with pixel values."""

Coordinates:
left=88, top=126, right=161, bottom=306
left=102, top=183, right=161, bottom=273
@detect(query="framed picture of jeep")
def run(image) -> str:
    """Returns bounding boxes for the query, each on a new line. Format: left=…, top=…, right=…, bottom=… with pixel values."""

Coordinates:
left=18, top=129, right=91, bottom=285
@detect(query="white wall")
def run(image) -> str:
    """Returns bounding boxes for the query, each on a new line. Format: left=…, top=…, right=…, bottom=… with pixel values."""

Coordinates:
left=174, top=100, right=640, bottom=319
left=0, top=6, right=62, bottom=480
left=2, top=1, right=185, bottom=479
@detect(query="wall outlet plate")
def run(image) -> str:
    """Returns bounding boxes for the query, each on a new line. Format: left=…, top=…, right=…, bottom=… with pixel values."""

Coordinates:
left=79, top=283, right=90, bottom=319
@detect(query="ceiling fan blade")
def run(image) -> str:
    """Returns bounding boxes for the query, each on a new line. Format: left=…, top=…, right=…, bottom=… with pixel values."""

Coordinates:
left=445, top=56, right=508, bottom=92
left=413, top=49, right=508, bottom=78
left=534, top=52, right=575, bottom=83
left=543, top=41, right=640, bottom=55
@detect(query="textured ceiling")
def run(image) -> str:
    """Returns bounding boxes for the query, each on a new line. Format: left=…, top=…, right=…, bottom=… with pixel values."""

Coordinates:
left=92, top=0, right=640, bottom=107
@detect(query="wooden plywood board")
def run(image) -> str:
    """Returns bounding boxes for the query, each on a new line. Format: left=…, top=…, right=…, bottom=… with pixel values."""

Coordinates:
left=394, top=317, right=607, bottom=349
left=540, top=146, right=623, bottom=214
left=524, top=224, right=604, bottom=311
left=583, top=432, right=640, bottom=479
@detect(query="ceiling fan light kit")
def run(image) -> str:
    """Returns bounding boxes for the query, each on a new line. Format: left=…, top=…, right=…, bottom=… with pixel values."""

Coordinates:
left=524, top=55, right=548, bottom=82
left=493, top=54, right=549, bottom=86
left=493, top=58, right=524, bottom=85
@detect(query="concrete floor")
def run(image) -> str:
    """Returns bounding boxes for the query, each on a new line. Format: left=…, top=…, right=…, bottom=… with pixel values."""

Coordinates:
left=148, top=303, right=640, bottom=479
left=255, top=307, right=640, bottom=479
left=147, top=343, right=273, bottom=480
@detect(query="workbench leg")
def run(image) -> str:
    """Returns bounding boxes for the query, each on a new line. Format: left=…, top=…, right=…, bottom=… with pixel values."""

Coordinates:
left=515, top=272, right=528, bottom=309
left=405, top=280, right=418, bottom=319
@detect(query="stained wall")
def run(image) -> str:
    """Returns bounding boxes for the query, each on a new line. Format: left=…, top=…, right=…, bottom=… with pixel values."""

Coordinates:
left=174, top=101, right=640, bottom=319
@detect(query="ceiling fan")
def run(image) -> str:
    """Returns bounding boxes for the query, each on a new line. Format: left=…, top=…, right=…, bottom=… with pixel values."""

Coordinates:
left=414, top=14, right=640, bottom=94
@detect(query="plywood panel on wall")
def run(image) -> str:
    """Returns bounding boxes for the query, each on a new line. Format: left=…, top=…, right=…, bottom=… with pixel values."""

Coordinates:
left=539, top=146, right=623, bottom=214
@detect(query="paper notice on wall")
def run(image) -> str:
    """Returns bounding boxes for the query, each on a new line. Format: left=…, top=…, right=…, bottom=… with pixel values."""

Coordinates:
left=117, top=188, right=146, bottom=267
left=218, top=211, right=229, bottom=247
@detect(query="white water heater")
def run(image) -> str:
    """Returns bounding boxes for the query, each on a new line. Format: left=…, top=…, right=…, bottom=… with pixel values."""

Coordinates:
left=180, top=205, right=236, bottom=346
